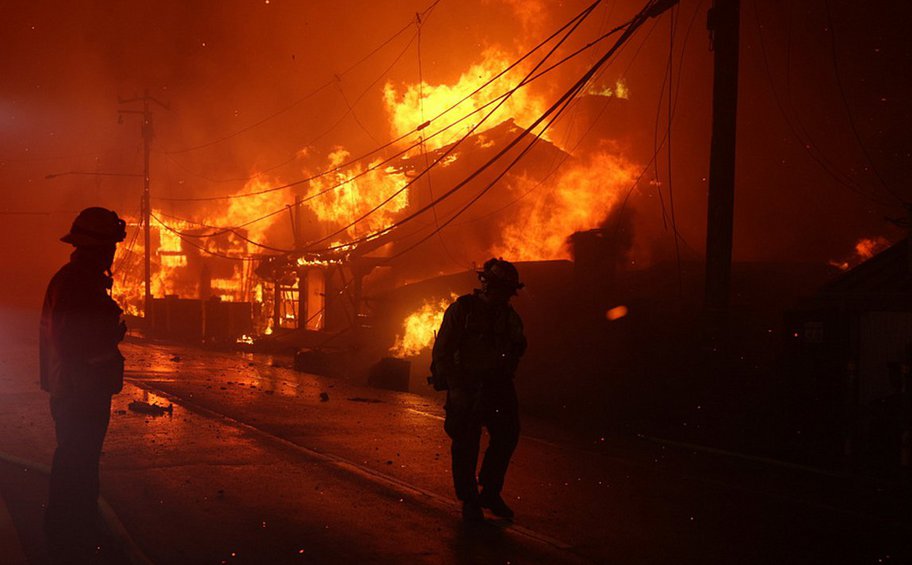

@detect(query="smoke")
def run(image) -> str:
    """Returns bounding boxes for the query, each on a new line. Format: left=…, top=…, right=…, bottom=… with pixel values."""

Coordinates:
left=496, top=0, right=550, bottom=37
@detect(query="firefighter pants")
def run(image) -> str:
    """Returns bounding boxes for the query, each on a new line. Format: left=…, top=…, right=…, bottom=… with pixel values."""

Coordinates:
left=444, top=383, right=520, bottom=502
left=45, top=393, right=112, bottom=543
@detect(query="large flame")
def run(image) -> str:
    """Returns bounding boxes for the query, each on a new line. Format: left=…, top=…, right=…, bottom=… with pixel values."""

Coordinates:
left=383, top=48, right=548, bottom=151
left=111, top=31, right=645, bottom=337
left=306, top=149, right=410, bottom=239
left=494, top=151, right=640, bottom=261
left=153, top=216, right=191, bottom=299
left=207, top=175, right=291, bottom=245
left=113, top=175, right=293, bottom=315
left=390, top=294, right=458, bottom=358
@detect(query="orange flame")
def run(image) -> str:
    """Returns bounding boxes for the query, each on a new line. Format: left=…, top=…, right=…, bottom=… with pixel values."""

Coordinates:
left=390, top=294, right=458, bottom=358
left=113, top=175, right=293, bottom=316
left=494, top=151, right=639, bottom=261
left=383, top=48, right=547, bottom=151
left=587, top=79, right=630, bottom=99
left=828, top=236, right=890, bottom=271
left=153, top=216, right=191, bottom=298
left=855, top=236, right=888, bottom=260
left=306, top=149, right=410, bottom=239
left=206, top=175, right=290, bottom=244
left=112, top=34, right=645, bottom=331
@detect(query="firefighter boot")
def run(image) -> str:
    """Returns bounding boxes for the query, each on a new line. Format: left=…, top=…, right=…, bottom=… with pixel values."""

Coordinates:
left=478, top=490, right=514, bottom=519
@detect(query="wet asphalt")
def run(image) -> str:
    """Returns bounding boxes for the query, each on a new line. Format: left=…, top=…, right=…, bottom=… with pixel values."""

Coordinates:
left=1, top=306, right=910, bottom=563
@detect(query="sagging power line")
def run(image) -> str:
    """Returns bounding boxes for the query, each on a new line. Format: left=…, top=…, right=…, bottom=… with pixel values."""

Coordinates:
left=153, top=0, right=620, bottom=206
left=162, top=0, right=444, bottom=156
left=152, top=0, right=675, bottom=264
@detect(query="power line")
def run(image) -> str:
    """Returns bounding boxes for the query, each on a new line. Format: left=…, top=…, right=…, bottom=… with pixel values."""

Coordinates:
left=154, top=2, right=657, bottom=258
left=318, top=0, right=673, bottom=259
left=821, top=0, right=904, bottom=205
left=664, top=5, right=683, bottom=294
left=751, top=0, right=893, bottom=208
left=149, top=211, right=269, bottom=262
left=151, top=0, right=618, bottom=251
left=472, top=2, right=705, bottom=232
left=153, top=1, right=618, bottom=206
left=159, top=28, right=422, bottom=186
left=416, top=8, right=462, bottom=268
left=385, top=1, right=672, bottom=262
left=151, top=210, right=293, bottom=253
left=611, top=2, right=705, bottom=262
left=151, top=0, right=673, bottom=266
left=301, top=0, right=607, bottom=253
left=114, top=201, right=143, bottom=280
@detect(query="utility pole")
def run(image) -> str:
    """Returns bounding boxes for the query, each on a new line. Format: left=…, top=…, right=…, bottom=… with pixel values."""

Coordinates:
left=704, top=0, right=741, bottom=313
left=293, top=196, right=306, bottom=331
left=119, top=90, right=169, bottom=323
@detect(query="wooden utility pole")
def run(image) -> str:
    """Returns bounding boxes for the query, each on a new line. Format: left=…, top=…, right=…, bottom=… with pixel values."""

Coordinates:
left=119, top=90, right=168, bottom=322
left=704, top=0, right=741, bottom=313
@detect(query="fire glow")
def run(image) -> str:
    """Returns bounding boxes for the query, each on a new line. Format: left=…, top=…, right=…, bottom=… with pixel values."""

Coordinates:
left=306, top=149, right=410, bottom=238
left=110, top=24, right=644, bottom=347
left=495, top=151, right=640, bottom=261
left=390, top=294, right=458, bottom=358
left=383, top=48, right=548, bottom=152
left=828, top=236, right=890, bottom=271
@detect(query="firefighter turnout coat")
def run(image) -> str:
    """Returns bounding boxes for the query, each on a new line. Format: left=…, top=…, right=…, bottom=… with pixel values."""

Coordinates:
left=40, top=257, right=125, bottom=398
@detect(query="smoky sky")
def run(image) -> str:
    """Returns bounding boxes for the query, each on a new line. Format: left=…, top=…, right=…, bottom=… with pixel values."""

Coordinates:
left=1, top=0, right=910, bottom=305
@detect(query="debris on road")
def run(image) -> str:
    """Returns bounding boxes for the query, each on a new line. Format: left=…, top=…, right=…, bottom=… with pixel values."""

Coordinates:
left=347, top=397, right=383, bottom=404
left=170, top=355, right=182, bottom=362
left=128, top=400, right=174, bottom=416
left=319, top=392, right=330, bottom=402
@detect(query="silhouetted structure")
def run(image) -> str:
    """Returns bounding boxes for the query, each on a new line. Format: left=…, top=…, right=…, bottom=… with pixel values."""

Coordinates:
left=786, top=237, right=912, bottom=472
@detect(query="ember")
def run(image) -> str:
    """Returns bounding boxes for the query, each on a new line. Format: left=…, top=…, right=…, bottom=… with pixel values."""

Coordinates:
left=606, top=305, right=629, bottom=321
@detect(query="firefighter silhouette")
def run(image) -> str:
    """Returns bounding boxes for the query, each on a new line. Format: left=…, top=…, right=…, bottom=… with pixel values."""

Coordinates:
left=431, top=258, right=526, bottom=521
left=40, top=207, right=128, bottom=557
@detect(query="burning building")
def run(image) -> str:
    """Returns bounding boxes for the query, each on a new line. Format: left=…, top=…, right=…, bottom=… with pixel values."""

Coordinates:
left=109, top=31, right=647, bottom=378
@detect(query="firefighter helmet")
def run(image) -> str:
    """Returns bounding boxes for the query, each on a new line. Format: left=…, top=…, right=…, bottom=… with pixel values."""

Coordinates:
left=61, top=207, right=127, bottom=247
left=477, top=258, right=524, bottom=291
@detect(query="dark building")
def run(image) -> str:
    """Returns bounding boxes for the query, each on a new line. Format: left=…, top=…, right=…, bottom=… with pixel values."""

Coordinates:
left=785, top=238, right=912, bottom=473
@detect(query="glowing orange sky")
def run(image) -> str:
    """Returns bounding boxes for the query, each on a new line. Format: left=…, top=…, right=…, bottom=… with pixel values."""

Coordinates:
left=1, top=0, right=909, bottom=305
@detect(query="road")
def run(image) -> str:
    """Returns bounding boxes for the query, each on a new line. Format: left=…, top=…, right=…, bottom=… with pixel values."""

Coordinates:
left=0, top=305, right=910, bottom=563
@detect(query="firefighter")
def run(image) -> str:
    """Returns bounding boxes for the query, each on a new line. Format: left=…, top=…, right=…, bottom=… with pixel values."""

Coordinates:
left=431, top=258, right=527, bottom=522
left=40, top=207, right=127, bottom=555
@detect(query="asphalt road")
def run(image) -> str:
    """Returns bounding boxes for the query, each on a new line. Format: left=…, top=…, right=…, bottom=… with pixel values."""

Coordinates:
left=1, top=305, right=910, bottom=564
